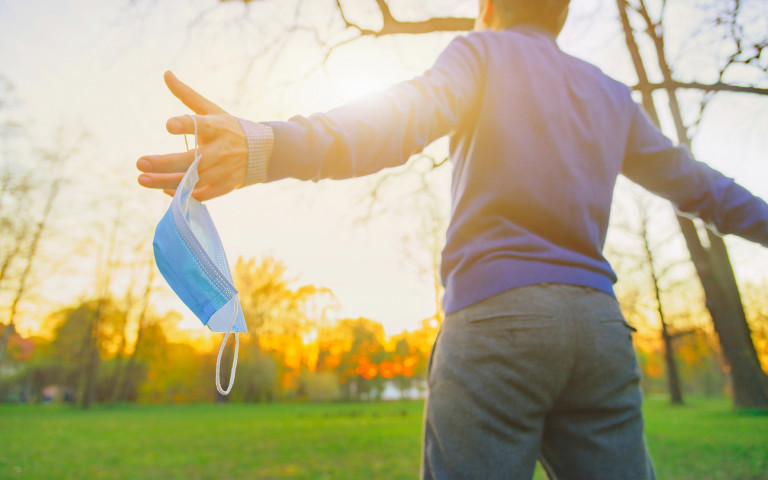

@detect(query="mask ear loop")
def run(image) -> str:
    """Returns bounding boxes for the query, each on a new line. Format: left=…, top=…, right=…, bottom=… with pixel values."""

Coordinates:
left=186, top=114, right=240, bottom=396
left=215, top=298, right=240, bottom=396
left=187, top=115, right=200, bottom=162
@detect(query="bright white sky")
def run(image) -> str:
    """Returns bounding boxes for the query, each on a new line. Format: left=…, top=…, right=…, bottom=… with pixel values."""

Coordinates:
left=1, top=0, right=766, bottom=337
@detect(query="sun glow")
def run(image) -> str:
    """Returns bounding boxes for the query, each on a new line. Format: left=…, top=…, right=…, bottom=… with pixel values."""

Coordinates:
left=331, top=69, right=394, bottom=102
left=316, top=43, right=410, bottom=106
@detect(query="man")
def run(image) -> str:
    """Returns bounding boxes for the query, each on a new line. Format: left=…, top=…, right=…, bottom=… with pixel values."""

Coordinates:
left=138, top=0, right=768, bottom=478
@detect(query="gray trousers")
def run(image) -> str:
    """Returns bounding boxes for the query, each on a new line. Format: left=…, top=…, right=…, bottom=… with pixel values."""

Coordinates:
left=421, top=284, right=655, bottom=480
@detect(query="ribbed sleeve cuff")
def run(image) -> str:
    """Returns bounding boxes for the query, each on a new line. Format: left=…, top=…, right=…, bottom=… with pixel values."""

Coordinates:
left=237, top=118, right=273, bottom=186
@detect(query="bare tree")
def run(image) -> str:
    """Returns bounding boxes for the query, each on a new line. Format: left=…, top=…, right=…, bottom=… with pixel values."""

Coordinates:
left=105, top=241, right=152, bottom=404
left=78, top=200, right=124, bottom=409
left=113, top=253, right=156, bottom=403
left=0, top=132, right=75, bottom=367
left=612, top=185, right=703, bottom=404
left=617, top=0, right=768, bottom=408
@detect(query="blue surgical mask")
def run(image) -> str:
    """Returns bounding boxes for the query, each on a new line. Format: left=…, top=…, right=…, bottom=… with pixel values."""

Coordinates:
left=152, top=116, right=245, bottom=395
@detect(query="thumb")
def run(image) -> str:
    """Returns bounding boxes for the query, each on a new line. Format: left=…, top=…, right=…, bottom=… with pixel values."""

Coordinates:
left=164, top=71, right=227, bottom=115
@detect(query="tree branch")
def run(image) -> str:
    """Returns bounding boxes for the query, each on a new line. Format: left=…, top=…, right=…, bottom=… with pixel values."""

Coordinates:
left=373, top=16, right=474, bottom=36
left=316, top=0, right=474, bottom=37
left=633, top=81, right=768, bottom=96
left=333, top=0, right=474, bottom=37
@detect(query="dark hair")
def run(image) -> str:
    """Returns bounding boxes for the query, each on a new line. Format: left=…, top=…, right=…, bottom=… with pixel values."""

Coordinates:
left=493, top=0, right=570, bottom=33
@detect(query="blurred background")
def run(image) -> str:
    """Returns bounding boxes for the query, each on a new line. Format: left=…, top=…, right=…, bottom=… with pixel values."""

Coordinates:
left=0, top=0, right=766, bottom=412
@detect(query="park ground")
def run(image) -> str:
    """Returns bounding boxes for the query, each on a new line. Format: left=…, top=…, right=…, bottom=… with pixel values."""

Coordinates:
left=0, top=396, right=766, bottom=479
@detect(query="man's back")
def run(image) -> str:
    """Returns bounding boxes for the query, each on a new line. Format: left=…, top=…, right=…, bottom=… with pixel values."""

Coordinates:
left=443, top=26, right=634, bottom=313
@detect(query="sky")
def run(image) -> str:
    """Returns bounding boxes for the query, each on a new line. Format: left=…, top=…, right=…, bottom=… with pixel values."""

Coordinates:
left=1, top=0, right=767, bottom=338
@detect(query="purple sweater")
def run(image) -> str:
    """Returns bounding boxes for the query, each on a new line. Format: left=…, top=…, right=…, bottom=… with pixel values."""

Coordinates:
left=259, top=25, right=768, bottom=314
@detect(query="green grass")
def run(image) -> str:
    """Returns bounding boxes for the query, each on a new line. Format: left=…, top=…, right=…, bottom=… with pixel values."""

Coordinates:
left=643, top=396, right=768, bottom=480
left=0, top=397, right=765, bottom=479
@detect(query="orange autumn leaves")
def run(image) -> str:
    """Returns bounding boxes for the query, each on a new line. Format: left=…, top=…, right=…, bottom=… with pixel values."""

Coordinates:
left=227, top=257, right=439, bottom=400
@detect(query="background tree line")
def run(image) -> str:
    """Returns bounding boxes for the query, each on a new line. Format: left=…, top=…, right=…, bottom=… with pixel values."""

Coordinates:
left=2, top=250, right=765, bottom=405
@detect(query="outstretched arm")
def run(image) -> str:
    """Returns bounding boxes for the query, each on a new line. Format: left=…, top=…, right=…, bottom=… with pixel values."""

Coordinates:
left=139, top=34, right=483, bottom=198
left=622, top=101, right=768, bottom=248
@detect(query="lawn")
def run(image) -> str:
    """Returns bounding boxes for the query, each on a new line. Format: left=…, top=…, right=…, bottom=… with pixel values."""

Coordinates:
left=0, top=396, right=765, bottom=479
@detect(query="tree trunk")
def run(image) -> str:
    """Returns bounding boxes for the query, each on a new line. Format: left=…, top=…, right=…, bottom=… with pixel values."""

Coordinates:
left=107, top=354, right=126, bottom=404
left=0, top=322, right=14, bottom=367
left=677, top=221, right=768, bottom=407
left=640, top=206, right=684, bottom=405
left=107, top=312, right=129, bottom=405
left=82, top=332, right=100, bottom=408
left=115, top=263, right=154, bottom=403
left=660, top=317, right=684, bottom=404
left=616, top=0, right=768, bottom=408
left=77, top=311, right=98, bottom=409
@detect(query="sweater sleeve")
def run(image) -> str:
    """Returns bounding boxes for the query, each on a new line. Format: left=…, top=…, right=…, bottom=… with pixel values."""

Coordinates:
left=262, top=34, right=484, bottom=182
left=621, top=101, right=768, bottom=247
left=236, top=119, right=273, bottom=186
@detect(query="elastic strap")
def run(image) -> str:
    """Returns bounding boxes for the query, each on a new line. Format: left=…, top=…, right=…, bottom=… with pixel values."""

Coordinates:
left=187, top=114, right=199, bottom=153
left=215, top=299, right=240, bottom=396
left=187, top=114, right=202, bottom=166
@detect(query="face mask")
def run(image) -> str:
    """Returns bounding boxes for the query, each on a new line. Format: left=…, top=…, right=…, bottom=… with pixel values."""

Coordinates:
left=152, top=116, right=246, bottom=395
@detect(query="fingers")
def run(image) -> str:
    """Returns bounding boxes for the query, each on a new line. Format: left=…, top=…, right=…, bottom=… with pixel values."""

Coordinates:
left=138, top=172, right=185, bottom=190
left=164, top=71, right=227, bottom=115
left=137, top=151, right=231, bottom=193
left=165, top=114, right=221, bottom=139
left=138, top=169, right=235, bottom=202
left=165, top=115, right=199, bottom=136
left=138, top=150, right=195, bottom=174
left=138, top=75, right=245, bottom=202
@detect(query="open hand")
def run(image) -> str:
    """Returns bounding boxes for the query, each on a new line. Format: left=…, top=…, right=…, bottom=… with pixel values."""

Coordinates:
left=137, top=71, right=248, bottom=202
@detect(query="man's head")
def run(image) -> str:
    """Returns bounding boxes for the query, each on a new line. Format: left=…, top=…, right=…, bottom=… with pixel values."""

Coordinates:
left=475, top=0, right=570, bottom=35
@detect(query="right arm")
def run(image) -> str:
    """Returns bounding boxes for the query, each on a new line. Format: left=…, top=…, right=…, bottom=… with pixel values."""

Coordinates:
left=621, top=101, right=768, bottom=247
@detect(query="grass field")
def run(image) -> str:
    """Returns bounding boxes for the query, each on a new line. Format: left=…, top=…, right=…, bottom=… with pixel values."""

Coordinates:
left=1, top=396, right=766, bottom=479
